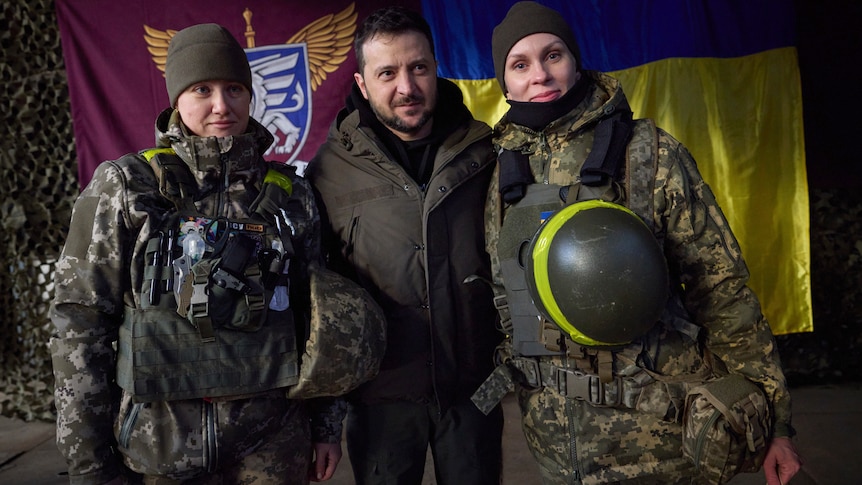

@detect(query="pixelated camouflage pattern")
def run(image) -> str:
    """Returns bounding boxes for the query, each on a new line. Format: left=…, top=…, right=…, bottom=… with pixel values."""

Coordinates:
left=517, top=374, right=695, bottom=485
left=484, top=71, right=792, bottom=483
left=682, top=375, right=770, bottom=484
left=49, top=109, right=342, bottom=484
left=288, top=263, right=386, bottom=399
left=115, top=389, right=311, bottom=482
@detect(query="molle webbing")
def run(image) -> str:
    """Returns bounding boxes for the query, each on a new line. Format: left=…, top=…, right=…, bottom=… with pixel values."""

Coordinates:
left=471, top=344, right=694, bottom=420
left=473, top=118, right=664, bottom=414
left=124, top=151, right=303, bottom=401
left=497, top=183, right=566, bottom=357
left=117, top=307, right=299, bottom=402
left=494, top=119, right=661, bottom=359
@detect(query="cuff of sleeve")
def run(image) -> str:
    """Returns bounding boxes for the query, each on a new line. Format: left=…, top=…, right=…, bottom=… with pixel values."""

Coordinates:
left=773, top=421, right=796, bottom=439
left=310, top=417, right=343, bottom=444
left=308, top=397, right=346, bottom=443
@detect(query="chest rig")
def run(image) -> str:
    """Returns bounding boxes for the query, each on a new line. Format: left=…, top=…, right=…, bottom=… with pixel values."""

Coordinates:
left=473, top=116, right=706, bottom=419
left=117, top=148, right=304, bottom=402
left=498, top=108, right=657, bottom=354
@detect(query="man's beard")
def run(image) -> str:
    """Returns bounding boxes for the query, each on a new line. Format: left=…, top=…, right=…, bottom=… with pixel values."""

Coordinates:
left=371, top=95, right=433, bottom=137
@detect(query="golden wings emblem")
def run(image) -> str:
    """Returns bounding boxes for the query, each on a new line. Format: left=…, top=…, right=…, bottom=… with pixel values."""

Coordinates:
left=142, top=3, right=357, bottom=91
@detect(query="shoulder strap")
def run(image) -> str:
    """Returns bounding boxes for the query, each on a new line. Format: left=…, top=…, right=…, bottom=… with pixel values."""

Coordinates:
left=141, top=148, right=198, bottom=212
left=579, top=105, right=635, bottom=186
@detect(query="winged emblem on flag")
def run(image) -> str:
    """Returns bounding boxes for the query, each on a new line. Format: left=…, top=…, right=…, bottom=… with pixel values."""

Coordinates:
left=143, top=3, right=356, bottom=161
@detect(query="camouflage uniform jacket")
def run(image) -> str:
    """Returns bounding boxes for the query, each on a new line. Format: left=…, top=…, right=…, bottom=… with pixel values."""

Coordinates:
left=308, top=80, right=501, bottom=412
left=485, top=71, right=792, bottom=477
left=50, top=109, right=344, bottom=484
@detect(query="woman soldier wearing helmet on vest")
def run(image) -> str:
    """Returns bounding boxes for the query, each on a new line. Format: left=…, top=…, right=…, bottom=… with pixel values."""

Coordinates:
left=474, top=2, right=803, bottom=484
left=49, top=24, right=346, bottom=484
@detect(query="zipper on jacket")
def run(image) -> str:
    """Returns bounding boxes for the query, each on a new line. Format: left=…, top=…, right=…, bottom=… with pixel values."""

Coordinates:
left=565, top=368, right=582, bottom=483
left=216, top=154, right=229, bottom=217
left=538, top=132, right=551, bottom=185
left=118, top=402, right=143, bottom=449
left=203, top=399, right=218, bottom=473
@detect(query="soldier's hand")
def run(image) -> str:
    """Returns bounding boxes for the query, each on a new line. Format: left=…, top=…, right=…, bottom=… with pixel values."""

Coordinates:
left=763, top=436, right=803, bottom=485
left=309, top=442, right=342, bottom=481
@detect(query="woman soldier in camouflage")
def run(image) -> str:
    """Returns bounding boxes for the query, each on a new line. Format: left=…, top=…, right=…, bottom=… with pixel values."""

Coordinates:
left=475, top=2, right=803, bottom=484
left=50, top=24, right=344, bottom=484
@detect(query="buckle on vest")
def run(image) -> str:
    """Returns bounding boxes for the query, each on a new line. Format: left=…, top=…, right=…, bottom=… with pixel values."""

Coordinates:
left=557, top=368, right=622, bottom=406
left=212, top=267, right=250, bottom=294
left=492, top=294, right=513, bottom=334
left=493, top=293, right=508, bottom=311
left=188, top=271, right=216, bottom=342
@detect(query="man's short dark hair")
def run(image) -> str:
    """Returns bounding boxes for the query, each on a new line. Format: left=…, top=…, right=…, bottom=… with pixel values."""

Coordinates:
left=354, top=6, right=435, bottom=74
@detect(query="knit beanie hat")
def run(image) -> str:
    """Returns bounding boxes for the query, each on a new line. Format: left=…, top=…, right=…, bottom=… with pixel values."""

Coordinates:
left=165, top=23, right=252, bottom=107
left=492, top=1, right=582, bottom=93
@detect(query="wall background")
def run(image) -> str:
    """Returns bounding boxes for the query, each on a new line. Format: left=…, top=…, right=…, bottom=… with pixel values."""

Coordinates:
left=1, top=0, right=859, bottom=421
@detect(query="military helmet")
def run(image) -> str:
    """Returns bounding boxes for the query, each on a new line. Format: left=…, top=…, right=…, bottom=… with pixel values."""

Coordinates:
left=524, top=199, right=668, bottom=347
left=287, top=263, right=386, bottom=399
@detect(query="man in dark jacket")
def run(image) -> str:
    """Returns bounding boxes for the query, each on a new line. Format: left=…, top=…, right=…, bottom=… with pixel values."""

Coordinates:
left=307, top=6, right=503, bottom=485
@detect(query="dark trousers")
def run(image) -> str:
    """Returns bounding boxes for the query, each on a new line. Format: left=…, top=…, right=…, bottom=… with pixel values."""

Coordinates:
left=346, top=398, right=504, bottom=485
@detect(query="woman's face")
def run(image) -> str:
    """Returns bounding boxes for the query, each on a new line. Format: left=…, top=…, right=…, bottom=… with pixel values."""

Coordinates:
left=503, top=33, right=581, bottom=103
left=175, top=80, right=251, bottom=137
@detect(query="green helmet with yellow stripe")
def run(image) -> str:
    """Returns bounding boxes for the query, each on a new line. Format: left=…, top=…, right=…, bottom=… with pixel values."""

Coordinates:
left=524, top=200, right=669, bottom=347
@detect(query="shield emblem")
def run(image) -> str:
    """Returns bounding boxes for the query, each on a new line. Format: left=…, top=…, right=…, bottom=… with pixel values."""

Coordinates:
left=246, top=44, right=312, bottom=163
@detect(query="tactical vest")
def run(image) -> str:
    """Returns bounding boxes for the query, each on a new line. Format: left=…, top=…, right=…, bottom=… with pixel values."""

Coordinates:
left=116, top=149, right=303, bottom=402
left=473, top=118, right=708, bottom=418
left=476, top=116, right=771, bottom=481
left=117, top=149, right=386, bottom=403
left=498, top=118, right=661, bottom=356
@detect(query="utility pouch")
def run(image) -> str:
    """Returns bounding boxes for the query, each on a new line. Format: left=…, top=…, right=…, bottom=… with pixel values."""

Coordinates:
left=187, top=233, right=269, bottom=335
left=682, top=374, right=771, bottom=484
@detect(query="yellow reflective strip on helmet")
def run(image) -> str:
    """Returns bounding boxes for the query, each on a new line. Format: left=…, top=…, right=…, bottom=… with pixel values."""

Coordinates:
left=531, top=199, right=636, bottom=347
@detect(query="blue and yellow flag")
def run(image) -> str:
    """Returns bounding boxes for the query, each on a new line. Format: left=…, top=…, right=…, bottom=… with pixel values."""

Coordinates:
left=56, top=0, right=810, bottom=334
left=424, top=0, right=811, bottom=335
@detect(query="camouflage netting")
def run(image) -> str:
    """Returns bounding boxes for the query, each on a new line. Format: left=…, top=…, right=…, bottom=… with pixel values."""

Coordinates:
left=778, top=189, right=862, bottom=385
left=1, top=0, right=77, bottom=421
left=1, top=0, right=860, bottom=422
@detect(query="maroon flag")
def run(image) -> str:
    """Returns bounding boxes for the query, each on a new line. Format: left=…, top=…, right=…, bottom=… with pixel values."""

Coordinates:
left=56, top=0, right=418, bottom=188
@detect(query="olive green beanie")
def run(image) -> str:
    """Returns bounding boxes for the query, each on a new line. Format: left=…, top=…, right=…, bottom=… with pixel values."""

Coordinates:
left=492, top=1, right=582, bottom=93
left=165, top=23, right=252, bottom=107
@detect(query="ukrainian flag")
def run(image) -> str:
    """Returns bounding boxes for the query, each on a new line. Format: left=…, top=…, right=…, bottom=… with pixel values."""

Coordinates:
left=424, top=0, right=811, bottom=335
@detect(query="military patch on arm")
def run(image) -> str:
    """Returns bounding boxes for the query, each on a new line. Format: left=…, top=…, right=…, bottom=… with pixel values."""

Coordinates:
left=62, top=196, right=99, bottom=259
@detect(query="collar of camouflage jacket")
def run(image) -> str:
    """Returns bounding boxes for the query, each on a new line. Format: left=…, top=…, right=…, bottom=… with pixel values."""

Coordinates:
left=154, top=108, right=274, bottom=174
